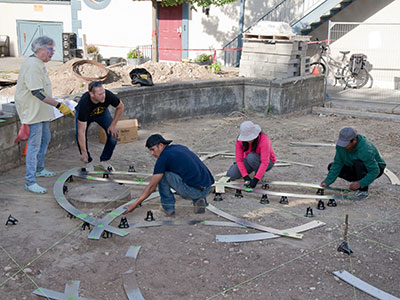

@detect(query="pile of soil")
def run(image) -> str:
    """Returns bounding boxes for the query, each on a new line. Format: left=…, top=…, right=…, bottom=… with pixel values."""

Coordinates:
left=0, top=59, right=239, bottom=98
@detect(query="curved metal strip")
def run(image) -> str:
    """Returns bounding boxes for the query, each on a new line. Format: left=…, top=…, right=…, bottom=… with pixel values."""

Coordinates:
left=75, top=172, right=150, bottom=186
left=384, top=168, right=400, bottom=185
left=333, top=270, right=400, bottom=300
left=216, top=220, right=326, bottom=243
left=123, top=246, right=145, bottom=300
left=33, top=280, right=88, bottom=300
left=54, top=168, right=128, bottom=239
left=206, top=204, right=303, bottom=239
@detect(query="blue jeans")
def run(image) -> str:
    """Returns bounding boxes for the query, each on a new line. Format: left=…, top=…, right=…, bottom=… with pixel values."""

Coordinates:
left=75, top=108, right=117, bottom=163
left=25, top=122, right=51, bottom=185
left=158, top=172, right=211, bottom=212
left=226, top=152, right=274, bottom=180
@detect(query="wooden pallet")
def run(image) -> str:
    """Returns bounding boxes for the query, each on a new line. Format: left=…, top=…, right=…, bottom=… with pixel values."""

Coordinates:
left=243, top=33, right=291, bottom=40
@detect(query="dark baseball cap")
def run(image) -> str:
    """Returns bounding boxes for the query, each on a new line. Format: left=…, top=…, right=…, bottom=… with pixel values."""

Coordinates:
left=145, top=134, right=172, bottom=148
left=337, top=127, right=357, bottom=147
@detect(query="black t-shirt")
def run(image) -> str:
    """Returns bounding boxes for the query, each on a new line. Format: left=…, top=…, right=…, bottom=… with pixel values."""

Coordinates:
left=77, top=90, right=120, bottom=122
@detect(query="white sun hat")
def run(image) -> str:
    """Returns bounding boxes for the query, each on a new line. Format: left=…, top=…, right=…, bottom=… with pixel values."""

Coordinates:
left=238, top=121, right=261, bottom=141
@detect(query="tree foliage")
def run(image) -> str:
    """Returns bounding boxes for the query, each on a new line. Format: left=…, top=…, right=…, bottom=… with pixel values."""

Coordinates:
left=159, top=0, right=236, bottom=7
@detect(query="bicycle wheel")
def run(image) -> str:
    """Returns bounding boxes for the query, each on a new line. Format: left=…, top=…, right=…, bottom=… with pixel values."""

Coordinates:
left=310, top=62, right=326, bottom=75
left=341, top=65, right=369, bottom=89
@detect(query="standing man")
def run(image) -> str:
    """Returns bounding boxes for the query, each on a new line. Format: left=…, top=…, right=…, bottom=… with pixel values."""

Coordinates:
left=15, top=36, right=74, bottom=194
left=321, top=127, right=386, bottom=200
left=124, top=134, right=214, bottom=216
left=75, top=81, right=124, bottom=171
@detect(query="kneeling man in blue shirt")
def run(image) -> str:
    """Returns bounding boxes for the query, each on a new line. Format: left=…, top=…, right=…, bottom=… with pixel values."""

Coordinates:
left=124, top=134, right=214, bottom=216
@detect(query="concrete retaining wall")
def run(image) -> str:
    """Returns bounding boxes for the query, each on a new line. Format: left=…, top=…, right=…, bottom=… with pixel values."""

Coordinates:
left=0, top=75, right=323, bottom=171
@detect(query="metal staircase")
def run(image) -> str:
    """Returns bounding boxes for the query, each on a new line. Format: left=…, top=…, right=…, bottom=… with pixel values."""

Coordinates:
left=292, top=0, right=357, bottom=35
left=223, top=0, right=357, bottom=67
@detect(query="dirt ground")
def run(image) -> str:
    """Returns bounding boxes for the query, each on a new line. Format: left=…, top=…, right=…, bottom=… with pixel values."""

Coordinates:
left=0, top=59, right=239, bottom=98
left=1, top=111, right=399, bottom=300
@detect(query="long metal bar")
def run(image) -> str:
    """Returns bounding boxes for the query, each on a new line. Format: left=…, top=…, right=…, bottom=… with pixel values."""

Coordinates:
left=333, top=270, right=400, bottom=300
left=216, top=220, right=325, bottom=243
left=206, top=204, right=303, bottom=239
left=123, top=246, right=145, bottom=300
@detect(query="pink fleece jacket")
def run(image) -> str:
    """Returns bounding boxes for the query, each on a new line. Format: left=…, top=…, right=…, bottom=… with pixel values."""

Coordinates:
left=235, top=133, right=276, bottom=180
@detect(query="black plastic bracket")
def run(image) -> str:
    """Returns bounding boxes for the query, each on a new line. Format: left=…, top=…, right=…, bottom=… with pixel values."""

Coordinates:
left=262, top=183, right=270, bottom=190
left=235, top=189, right=243, bottom=198
left=67, top=213, right=76, bottom=219
left=260, top=194, right=269, bottom=204
left=107, top=166, right=113, bottom=172
left=327, top=199, right=337, bottom=207
left=213, top=193, right=223, bottom=201
left=102, top=231, right=112, bottom=239
left=316, top=188, right=324, bottom=195
left=5, top=215, right=18, bottom=225
left=81, top=222, right=91, bottom=231
left=279, top=196, right=288, bottom=204
left=63, top=185, right=68, bottom=194
left=118, top=217, right=129, bottom=228
left=317, top=199, right=326, bottom=210
left=337, top=241, right=353, bottom=255
left=103, top=172, right=109, bottom=179
left=305, top=207, right=314, bottom=217
left=144, top=210, right=155, bottom=222
left=67, top=175, right=74, bottom=182
left=128, top=165, right=136, bottom=172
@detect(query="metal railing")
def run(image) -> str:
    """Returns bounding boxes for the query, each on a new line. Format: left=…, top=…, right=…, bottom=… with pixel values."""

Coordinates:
left=325, top=21, right=400, bottom=105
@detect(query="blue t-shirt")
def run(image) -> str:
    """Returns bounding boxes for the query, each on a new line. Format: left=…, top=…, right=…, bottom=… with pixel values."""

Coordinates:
left=154, top=144, right=214, bottom=188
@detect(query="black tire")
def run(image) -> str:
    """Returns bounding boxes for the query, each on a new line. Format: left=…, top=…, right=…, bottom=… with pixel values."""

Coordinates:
left=341, top=65, right=369, bottom=89
left=310, top=62, right=326, bottom=75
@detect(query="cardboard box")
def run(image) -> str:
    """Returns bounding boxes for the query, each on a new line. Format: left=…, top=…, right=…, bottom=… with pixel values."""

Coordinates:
left=98, top=119, right=138, bottom=144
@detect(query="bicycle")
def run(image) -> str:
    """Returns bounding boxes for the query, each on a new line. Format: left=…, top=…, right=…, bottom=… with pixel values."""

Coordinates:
left=309, top=40, right=372, bottom=89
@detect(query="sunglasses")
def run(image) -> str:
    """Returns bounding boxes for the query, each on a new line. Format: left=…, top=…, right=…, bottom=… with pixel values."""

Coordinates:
left=88, top=81, right=103, bottom=92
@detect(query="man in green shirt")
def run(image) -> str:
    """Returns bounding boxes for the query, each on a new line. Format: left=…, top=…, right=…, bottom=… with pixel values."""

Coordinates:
left=321, top=127, right=386, bottom=200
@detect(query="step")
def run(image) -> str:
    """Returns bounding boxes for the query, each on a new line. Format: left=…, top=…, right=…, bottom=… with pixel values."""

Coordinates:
left=312, top=106, right=400, bottom=122
left=326, top=99, right=400, bottom=115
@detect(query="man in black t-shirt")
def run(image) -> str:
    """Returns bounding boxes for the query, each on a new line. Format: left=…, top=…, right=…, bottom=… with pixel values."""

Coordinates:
left=75, top=81, right=124, bottom=171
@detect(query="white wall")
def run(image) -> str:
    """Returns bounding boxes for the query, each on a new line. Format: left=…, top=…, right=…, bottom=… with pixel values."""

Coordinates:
left=79, top=1, right=152, bottom=59
left=0, top=2, right=71, bottom=56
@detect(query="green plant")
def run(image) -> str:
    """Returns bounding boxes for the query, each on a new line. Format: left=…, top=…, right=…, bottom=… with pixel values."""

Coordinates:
left=87, top=44, right=99, bottom=54
left=195, top=53, right=212, bottom=63
left=208, top=62, right=221, bottom=73
left=127, top=48, right=143, bottom=59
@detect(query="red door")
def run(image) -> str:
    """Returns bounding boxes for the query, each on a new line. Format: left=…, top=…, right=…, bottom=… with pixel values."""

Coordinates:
left=158, top=4, right=182, bottom=61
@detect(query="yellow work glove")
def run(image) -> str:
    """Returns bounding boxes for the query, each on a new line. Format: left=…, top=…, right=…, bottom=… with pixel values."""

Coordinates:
left=58, top=103, right=75, bottom=116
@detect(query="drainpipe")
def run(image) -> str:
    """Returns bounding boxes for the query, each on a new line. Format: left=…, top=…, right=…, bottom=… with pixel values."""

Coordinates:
left=237, top=0, right=245, bottom=67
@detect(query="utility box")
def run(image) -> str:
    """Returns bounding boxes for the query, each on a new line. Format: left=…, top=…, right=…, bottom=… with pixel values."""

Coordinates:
left=98, top=119, right=138, bottom=144
left=0, top=35, right=10, bottom=57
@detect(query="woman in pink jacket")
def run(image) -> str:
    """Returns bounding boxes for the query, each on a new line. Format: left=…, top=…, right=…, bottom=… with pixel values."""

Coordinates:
left=226, top=121, right=276, bottom=188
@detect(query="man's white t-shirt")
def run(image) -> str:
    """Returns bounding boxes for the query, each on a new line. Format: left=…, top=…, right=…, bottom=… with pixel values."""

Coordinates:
left=15, top=56, right=54, bottom=124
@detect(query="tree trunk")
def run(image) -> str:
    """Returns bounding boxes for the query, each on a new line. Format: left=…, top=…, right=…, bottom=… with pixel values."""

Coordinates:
left=152, top=0, right=158, bottom=62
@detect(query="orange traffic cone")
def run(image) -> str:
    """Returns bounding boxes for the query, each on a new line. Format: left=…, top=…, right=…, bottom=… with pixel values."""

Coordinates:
left=312, top=65, right=320, bottom=75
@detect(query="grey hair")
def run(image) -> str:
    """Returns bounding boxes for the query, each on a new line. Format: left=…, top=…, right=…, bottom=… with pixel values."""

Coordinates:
left=31, top=36, right=55, bottom=53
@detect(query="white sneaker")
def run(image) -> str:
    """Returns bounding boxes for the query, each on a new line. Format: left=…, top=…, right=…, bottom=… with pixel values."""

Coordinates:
left=351, top=190, right=369, bottom=201
left=85, top=162, right=94, bottom=172
left=100, top=161, right=115, bottom=172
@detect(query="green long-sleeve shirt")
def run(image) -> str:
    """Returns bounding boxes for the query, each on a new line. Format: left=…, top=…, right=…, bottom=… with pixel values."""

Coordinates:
left=323, top=135, right=386, bottom=188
